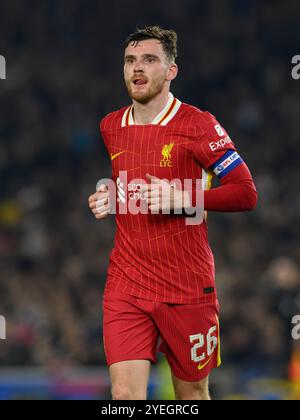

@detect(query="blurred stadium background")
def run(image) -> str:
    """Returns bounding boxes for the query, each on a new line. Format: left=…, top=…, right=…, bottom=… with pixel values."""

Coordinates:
left=0, top=0, right=300, bottom=400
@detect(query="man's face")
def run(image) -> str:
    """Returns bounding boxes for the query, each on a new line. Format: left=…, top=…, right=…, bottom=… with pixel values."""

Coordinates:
left=124, top=39, right=176, bottom=104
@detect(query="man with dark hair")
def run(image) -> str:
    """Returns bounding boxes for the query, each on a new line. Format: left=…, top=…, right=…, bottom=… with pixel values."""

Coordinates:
left=125, top=26, right=178, bottom=63
left=89, top=26, right=257, bottom=400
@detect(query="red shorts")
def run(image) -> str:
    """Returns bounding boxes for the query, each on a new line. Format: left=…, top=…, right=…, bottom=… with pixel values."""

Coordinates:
left=102, top=290, right=221, bottom=382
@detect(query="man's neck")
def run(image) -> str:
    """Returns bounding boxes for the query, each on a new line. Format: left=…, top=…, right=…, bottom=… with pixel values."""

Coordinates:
left=132, top=90, right=171, bottom=125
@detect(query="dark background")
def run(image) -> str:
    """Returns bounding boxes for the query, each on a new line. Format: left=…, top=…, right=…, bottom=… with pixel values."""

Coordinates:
left=0, top=0, right=300, bottom=400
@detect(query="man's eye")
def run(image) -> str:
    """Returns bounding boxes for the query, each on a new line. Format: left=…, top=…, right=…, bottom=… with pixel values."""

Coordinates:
left=146, top=58, right=155, bottom=63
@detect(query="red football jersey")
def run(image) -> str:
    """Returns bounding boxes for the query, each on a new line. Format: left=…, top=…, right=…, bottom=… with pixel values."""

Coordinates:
left=100, top=93, right=237, bottom=304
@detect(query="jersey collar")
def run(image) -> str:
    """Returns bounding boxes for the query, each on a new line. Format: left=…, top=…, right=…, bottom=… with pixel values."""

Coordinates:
left=121, top=93, right=182, bottom=127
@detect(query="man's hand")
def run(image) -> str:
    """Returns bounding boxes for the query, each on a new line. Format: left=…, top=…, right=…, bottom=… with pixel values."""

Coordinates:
left=141, top=174, right=191, bottom=213
left=88, top=184, right=110, bottom=220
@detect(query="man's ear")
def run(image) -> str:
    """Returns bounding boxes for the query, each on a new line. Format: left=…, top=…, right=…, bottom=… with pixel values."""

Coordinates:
left=167, top=63, right=178, bottom=81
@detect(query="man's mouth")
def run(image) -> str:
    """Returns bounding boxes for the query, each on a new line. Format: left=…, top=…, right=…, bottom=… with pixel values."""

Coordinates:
left=132, top=78, right=148, bottom=86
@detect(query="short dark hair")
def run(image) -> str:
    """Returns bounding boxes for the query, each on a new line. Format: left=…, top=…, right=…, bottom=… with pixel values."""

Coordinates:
left=125, top=26, right=178, bottom=63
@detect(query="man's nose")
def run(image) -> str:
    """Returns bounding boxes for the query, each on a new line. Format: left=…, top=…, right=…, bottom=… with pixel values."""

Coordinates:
left=133, top=60, right=145, bottom=72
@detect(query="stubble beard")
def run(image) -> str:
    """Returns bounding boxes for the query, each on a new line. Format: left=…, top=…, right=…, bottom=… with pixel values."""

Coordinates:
left=125, top=73, right=166, bottom=105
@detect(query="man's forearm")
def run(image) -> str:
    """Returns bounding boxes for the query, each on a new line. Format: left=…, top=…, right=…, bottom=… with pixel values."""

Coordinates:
left=185, top=163, right=258, bottom=213
left=204, top=183, right=258, bottom=212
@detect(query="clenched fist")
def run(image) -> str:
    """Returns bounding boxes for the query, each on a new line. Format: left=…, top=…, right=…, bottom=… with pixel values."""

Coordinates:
left=88, top=184, right=110, bottom=220
left=141, top=174, right=191, bottom=213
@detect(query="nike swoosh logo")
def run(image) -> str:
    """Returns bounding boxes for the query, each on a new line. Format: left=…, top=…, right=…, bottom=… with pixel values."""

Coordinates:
left=198, top=356, right=213, bottom=371
left=111, top=151, right=126, bottom=161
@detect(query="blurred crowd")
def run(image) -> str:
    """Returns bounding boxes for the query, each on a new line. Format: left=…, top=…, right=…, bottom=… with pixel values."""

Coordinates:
left=0, top=0, right=300, bottom=381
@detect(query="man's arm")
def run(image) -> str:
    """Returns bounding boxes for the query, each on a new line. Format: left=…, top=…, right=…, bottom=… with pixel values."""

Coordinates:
left=142, top=162, right=258, bottom=215
left=203, top=162, right=258, bottom=212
